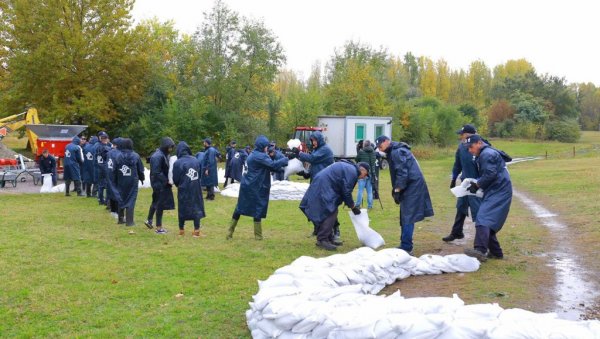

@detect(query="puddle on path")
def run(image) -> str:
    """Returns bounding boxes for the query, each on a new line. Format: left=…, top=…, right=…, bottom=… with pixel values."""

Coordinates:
left=513, top=190, right=599, bottom=320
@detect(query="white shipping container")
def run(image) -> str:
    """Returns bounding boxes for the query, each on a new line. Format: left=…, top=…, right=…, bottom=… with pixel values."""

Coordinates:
left=317, top=116, right=392, bottom=158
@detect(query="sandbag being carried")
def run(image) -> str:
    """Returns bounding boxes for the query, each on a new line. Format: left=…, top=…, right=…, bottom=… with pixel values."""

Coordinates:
left=348, top=209, right=385, bottom=249
left=284, top=158, right=305, bottom=179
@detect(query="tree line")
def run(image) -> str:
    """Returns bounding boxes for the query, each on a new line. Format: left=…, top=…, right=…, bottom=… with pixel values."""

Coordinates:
left=2, top=0, right=599, bottom=155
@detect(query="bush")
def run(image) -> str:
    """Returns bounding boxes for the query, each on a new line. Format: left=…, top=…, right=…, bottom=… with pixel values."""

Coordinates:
left=544, top=119, right=581, bottom=143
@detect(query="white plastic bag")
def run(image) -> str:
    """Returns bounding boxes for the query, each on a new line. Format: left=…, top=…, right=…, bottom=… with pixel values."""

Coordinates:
left=450, top=178, right=483, bottom=198
left=40, top=174, right=54, bottom=193
left=283, top=158, right=305, bottom=179
left=168, top=155, right=177, bottom=185
left=287, top=139, right=301, bottom=149
left=348, top=209, right=385, bottom=249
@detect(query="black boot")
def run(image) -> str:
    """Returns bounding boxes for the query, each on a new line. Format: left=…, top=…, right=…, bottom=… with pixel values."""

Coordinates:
left=75, top=181, right=85, bottom=196
left=65, top=180, right=71, bottom=196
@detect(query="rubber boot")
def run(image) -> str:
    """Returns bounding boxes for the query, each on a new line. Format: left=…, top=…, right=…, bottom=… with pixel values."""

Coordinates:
left=254, top=221, right=263, bottom=240
left=226, top=218, right=238, bottom=240
left=65, top=180, right=71, bottom=196
left=75, top=180, right=85, bottom=196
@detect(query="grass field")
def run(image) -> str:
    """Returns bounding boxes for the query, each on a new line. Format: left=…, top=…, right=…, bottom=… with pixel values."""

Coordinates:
left=1, top=132, right=599, bottom=337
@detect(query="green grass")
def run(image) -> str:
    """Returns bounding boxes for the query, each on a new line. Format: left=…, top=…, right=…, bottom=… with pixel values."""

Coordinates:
left=2, top=133, right=600, bottom=337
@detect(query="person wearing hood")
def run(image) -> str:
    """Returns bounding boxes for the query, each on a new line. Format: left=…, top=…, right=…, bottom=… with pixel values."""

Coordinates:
left=106, top=137, right=123, bottom=218
left=443, top=124, right=484, bottom=242
left=300, top=160, right=368, bottom=250
left=63, top=135, right=85, bottom=196
left=114, top=138, right=145, bottom=226
left=376, top=135, right=434, bottom=255
left=226, top=135, right=288, bottom=240
left=200, top=138, right=219, bottom=200
left=172, top=141, right=206, bottom=237
left=95, top=132, right=112, bottom=205
left=462, top=134, right=512, bottom=262
left=355, top=140, right=377, bottom=210
left=82, top=136, right=98, bottom=197
left=230, top=146, right=249, bottom=183
left=223, top=140, right=237, bottom=188
left=145, top=137, right=176, bottom=234
left=268, top=142, right=286, bottom=181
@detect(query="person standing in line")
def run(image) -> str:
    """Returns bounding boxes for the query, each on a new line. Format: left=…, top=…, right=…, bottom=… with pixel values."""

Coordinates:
left=38, top=149, right=57, bottom=186
left=443, top=124, right=482, bottom=242
left=201, top=138, right=218, bottom=201
left=145, top=137, right=176, bottom=234
left=114, top=138, right=145, bottom=226
left=172, top=141, right=206, bottom=237
left=226, top=135, right=288, bottom=240
left=299, top=160, right=368, bottom=251
left=95, top=132, right=112, bottom=205
left=223, top=140, right=237, bottom=188
left=82, top=136, right=98, bottom=198
left=375, top=135, right=434, bottom=255
left=463, top=134, right=512, bottom=262
left=355, top=140, right=377, bottom=210
left=63, top=135, right=85, bottom=196
left=106, top=138, right=123, bottom=219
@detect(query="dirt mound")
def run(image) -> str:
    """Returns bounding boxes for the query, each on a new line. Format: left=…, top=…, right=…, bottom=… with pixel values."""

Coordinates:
left=0, top=141, right=18, bottom=158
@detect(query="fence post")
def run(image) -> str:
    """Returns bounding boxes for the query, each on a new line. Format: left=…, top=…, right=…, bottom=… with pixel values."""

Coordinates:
left=573, top=146, right=575, bottom=157
left=545, top=150, right=548, bottom=159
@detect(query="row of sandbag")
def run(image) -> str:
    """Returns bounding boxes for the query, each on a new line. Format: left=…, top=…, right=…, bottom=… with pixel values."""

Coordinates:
left=221, top=181, right=309, bottom=201
left=246, top=247, right=600, bottom=338
left=40, top=168, right=152, bottom=193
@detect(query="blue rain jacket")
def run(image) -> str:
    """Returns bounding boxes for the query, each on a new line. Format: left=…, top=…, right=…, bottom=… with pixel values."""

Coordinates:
left=299, top=160, right=359, bottom=225
left=63, top=136, right=83, bottom=181
left=94, top=140, right=111, bottom=186
left=105, top=138, right=123, bottom=200
left=298, top=131, right=334, bottom=181
left=201, top=146, right=219, bottom=187
left=173, top=142, right=205, bottom=221
left=224, top=145, right=236, bottom=178
left=452, top=141, right=481, bottom=218
left=474, top=144, right=513, bottom=231
left=82, top=137, right=97, bottom=184
left=231, top=149, right=248, bottom=182
left=234, top=136, right=288, bottom=219
left=149, top=137, right=175, bottom=210
left=114, top=139, right=145, bottom=209
left=387, top=141, right=434, bottom=226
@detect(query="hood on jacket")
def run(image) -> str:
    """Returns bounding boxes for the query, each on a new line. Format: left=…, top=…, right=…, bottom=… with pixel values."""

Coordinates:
left=254, top=135, right=270, bottom=151
left=160, top=137, right=175, bottom=154
left=71, top=136, right=81, bottom=145
left=112, top=137, right=124, bottom=149
left=310, top=131, right=326, bottom=149
left=176, top=141, right=192, bottom=158
left=120, top=138, right=133, bottom=151
left=89, top=136, right=98, bottom=145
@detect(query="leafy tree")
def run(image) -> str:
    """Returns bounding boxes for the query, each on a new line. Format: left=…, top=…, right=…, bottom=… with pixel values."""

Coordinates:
left=418, top=56, right=436, bottom=97
left=486, top=100, right=515, bottom=136
left=577, top=83, right=600, bottom=131
left=0, top=0, right=148, bottom=129
left=436, top=59, right=451, bottom=102
left=467, top=60, right=492, bottom=107
left=544, top=119, right=581, bottom=142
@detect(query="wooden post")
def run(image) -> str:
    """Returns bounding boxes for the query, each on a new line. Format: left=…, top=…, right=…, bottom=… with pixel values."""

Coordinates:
left=573, top=146, right=576, bottom=157
left=546, top=150, right=548, bottom=159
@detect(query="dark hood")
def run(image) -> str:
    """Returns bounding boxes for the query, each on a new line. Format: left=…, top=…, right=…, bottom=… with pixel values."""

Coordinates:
left=310, top=131, right=325, bottom=149
left=160, top=137, right=175, bottom=154
left=120, top=138, right=133, bottom=151
left=254, top=135, right=270, bottom=151
left=176, top=141, right=192, bottom=157
left=388, top=141, right=411, bottom=153
left=362, top=145, right=374, bottom=153
left=112, top=137, right=124, bottom=149
left=89, top=136, right=98, bottom=145
left=71, top=136, right=81, bottom=145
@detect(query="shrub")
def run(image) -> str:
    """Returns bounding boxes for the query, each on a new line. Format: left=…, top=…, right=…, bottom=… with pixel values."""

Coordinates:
left=544, top=119, right=581, bottom=143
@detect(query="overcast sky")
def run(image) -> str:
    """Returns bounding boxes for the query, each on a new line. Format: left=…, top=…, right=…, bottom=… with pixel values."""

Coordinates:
left=132, top=0, right=600, bottom=85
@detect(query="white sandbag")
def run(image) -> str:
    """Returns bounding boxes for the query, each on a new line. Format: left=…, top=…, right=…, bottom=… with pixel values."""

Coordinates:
left=138, top=168, right=151, bottom=188
left=50, top=183, right=65, bottom=193
left=283, top=158, right=304, bottom=179
left=221, top=181, right=308, bottom=200
left=451, top=178, right=484, bottom=198
left=168, top=155, right=177, bottom=185
left=453, top=303, right=504, bottom=319
left=437, top=318, right=499, bottom=339
left=348, top=209, right=385, bottom=249
left=40, top=174, right=54, bottom=193
left=218, top=167, right=225, bottom=183
left=444, top=254, right=481, bottom=272
left=287, top=139, right=301, bottom=149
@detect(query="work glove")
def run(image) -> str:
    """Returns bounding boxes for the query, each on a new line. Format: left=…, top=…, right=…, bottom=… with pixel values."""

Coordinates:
left=468, top=181, right=479, bottom=194
left=292, top=147, right=300, bottom=156
left=392, top=190, right=401, bottom=205
left=450, top=178, right=457, bottom=189
left=286, top=151, right=296, bottom=160
left=351, top=207, right=361, bottom=215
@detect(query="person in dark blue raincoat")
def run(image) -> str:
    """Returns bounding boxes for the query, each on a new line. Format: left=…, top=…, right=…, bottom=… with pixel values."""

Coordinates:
left=106, top=138, right=123, bottom=216
left=173, top=141, right=206, bottom=237
left=201, top=138, right=219, bottom=200
left=95, top=132, right=112, bottom=205
left=38, top=149, right=58, bottom=186
left=146, top=137, right=176, bottom=234
left=376, top=136, right=434, bottom=255
left=299, top=160, right=369, bottom=251
left=82, top=136, right=98, bottom=197
left=114, top=138, right=145, bottom=226
left=268, top=143, right=286, bottom=181
left=463, top=134, right=512, bottom=262
left=230, top=146, right=249, bottom=183
left=443, top=124, right=483, bottom=242
left=63, top=135, right=84, bottom=196
left=223, top=140, right=237, bottom=188
left=226, top=135, right=288, bottom=240
left=297, top=131, right=334, bottom=182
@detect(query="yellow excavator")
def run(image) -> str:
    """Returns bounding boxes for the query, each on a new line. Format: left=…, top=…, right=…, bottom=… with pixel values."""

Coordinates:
left=0, top=107, right=41, bottom=153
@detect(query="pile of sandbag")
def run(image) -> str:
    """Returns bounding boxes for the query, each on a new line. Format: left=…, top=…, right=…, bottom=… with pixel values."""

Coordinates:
left=246, top=247, right=600, bottom=338
left=221, top=181, right=309, bottom=201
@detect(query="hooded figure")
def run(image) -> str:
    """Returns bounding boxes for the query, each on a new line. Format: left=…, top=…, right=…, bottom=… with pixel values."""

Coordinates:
left=379, top=137, right=434, bottom=254
left=114, top=138, right=145, bottom=226
left=63, top=136, right=84, bottom=196
left=226, top=135, right=288, bottom=240
left=173, top=141, right=206, bottom=237
left=201, top=138, right=219, bottom=200
left=106, top=137, right=123, bottom=215
left=224, top=140, right=237, bottom=187
left=230, top=148, right=249, bottom=182
left=268, top=144, right=286, bottom=181
left=299, top=160, right=367, bottom=250
left=82, top=136, right=98, bottom=197
left=298, top=131, right=334, bottom=182
left=95, top=133, right=112, bottom=204
left=146, top=137, right=176, bottom=233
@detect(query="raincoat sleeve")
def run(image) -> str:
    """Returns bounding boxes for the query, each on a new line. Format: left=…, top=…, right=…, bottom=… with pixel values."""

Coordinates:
left=298, top=148, right=327, bottom=164
left=150, top=155, right=169, bottom=189
left=172, top=160, right=182, bottom=187
left=451, top=146, right=462, bottom=180
left=476, top=150, right=499, bottom=190
left=391, top=151, right=409, bottom=190
left=255, top=153, right=288, bottom=171
left=342, top=172, right=357, bottom=208
left=137, top=158, right=145, bottom=183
